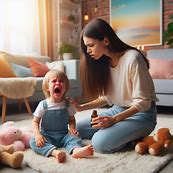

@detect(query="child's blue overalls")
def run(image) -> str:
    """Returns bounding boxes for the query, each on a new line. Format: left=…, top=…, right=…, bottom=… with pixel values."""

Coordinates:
left=30, top=100, right=82, bottom=157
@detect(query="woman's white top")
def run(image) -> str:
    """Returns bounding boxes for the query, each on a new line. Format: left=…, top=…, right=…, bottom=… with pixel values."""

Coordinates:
left=102, top=50, right=158, bottom=112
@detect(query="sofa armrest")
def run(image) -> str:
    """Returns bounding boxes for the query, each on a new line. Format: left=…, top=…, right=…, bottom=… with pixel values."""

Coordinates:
left=147, top=49, right=173, bottom=60
left=59, top=59, right=81, bottom=98
left=60, top=60, right=80, bottom=80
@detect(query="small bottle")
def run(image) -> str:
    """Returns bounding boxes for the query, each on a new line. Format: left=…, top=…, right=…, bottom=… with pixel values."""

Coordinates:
left=90, top=110, right=98, bottom=126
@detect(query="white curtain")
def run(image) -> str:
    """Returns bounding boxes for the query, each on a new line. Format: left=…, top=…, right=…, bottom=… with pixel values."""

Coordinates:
left=0, top=0, right=40, bottom=55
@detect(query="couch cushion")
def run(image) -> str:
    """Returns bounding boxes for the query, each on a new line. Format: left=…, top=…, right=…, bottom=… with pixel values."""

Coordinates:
left=34, top=77, right=44, bottom=91
left=28, top=58, right=49, bottom=77
left=149, top=58, right=173, bottom=79
left=1, top=52, right=30, bottom=67
left=1, top=51, right=51, bottom=68
left=153, top=79, right=173, bottom=94
left=0, top=53, right=16, bottom=77
left=11, top=63, right=33, bottom=77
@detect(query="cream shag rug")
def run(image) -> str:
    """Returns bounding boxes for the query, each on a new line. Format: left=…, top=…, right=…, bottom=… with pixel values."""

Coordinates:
left=7, top=109, right=173, bottom=173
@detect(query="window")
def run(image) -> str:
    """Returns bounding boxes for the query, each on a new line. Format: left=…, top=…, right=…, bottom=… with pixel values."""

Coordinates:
left=0, top=0, right=40, bottom=55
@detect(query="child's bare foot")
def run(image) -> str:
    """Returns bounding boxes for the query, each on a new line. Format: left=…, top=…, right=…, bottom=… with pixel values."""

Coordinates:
left=72, top=145, right=94, bottom=158
left=51, top=149, right=66, bottom=163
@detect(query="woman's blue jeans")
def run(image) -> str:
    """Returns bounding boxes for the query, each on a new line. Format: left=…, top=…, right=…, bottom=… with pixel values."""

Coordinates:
left=76, top=102, right=157, bottom=154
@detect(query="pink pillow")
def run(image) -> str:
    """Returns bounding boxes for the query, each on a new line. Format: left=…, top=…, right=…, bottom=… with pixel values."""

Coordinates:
left=149, top=58, right=173, bottom=79
left=28, top=58, right=49, bottom=77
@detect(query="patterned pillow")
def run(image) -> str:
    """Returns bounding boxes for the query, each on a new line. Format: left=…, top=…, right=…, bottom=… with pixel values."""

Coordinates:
left=149, top=58, right=173, bottom=79
left=0, top=53, right=16, bottom=77
left=28, top=58, right=49, bottom=77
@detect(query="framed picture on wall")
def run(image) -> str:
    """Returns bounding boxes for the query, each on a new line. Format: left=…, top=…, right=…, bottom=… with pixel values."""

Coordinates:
left=110, top=0, right=163, bottom=46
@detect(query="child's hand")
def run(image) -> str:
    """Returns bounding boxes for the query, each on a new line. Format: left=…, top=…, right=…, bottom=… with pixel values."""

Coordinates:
left=69, top=128, right=79, bottom=137
left=35, top=134, right=47, bottom=147
left=67, top=97, right=83, bottom=112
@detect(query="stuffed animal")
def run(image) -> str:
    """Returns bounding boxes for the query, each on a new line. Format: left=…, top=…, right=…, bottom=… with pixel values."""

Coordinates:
left=0, top=121, right=33, bottom=151
left=0, top=144, right=23, bottom=168
left=135, top=128, right=173, bottom=156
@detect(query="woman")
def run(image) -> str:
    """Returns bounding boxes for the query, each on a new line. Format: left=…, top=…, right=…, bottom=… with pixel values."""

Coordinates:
left=72, top=18, right=158, bottom=154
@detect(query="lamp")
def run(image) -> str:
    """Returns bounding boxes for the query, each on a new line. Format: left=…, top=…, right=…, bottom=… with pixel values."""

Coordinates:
left=84, top=13, right=89, bottom=20
left=84, top=0, right=89, bottom=21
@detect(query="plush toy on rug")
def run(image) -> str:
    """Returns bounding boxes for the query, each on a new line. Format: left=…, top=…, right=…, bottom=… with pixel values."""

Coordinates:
left=135, top=128, right=173, bottom=156
left=0, top=144, right=23, bottom=168
left=0, top=121, right=33, bottom=151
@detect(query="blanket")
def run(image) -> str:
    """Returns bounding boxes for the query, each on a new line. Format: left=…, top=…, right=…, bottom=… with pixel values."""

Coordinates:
left=0, top=77, right=36, bottom=99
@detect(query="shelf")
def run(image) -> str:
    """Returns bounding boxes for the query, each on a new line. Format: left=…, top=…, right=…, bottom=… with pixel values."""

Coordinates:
left=60, top=20, right=79, bottom=29
left=52, top=0, right=81, bottom=60
left=60, top=0, right=79, bottom=10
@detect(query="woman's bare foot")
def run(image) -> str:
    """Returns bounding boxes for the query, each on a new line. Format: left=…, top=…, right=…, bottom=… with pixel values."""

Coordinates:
left=51, top=149, right=66, bottom=163
left=72, top=145, right=94, bottom=158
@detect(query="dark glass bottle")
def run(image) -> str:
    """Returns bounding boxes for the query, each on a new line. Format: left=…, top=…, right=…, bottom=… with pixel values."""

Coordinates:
left=90, top=110, right=98, bottom=126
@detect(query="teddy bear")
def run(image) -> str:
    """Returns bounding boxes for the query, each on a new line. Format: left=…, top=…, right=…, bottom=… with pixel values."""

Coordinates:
left=0, top=144, right=24, bottom=168
left=0, top=121, right=33, bottom=151
left=135, top=128, right=173, bottom=156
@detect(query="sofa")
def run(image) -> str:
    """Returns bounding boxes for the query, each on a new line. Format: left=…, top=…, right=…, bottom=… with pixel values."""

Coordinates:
left=0, top=53, right=81, bottom=106
left=146, top=48, right=173, bottom=107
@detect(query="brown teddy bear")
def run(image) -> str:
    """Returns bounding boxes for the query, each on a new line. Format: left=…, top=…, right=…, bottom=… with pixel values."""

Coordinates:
left=135, top=128, right=173, bottom=156
left=0, top=144, right=24, bottom=168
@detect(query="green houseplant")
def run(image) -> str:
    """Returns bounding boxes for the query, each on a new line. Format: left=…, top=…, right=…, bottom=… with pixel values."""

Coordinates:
left=68, top=14, right=76, bottom=23
left=163, top=14, right=173, bottom=47
left=58, top=43, right=75, bottom=60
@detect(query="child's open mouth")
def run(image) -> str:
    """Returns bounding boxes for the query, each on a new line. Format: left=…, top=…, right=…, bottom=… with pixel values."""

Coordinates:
left=54, top=86, right=61, bottom=94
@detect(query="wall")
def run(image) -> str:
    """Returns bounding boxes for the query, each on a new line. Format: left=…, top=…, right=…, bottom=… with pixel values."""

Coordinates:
left=82, top=0, right=173, bottom=50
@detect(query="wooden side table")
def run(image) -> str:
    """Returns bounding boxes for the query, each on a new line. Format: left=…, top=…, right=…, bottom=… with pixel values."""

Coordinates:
left=0, top=95, right=32, bottom=123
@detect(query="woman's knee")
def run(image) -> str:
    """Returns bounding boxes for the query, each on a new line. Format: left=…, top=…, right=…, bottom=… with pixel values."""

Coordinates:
left=92, top=133, right=126, bottom=154
left=91, top=132, right=113, bottom=153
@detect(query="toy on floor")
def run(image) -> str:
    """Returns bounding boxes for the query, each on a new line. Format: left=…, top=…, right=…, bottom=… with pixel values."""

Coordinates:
left=0, top=144, right=23, bottom=168
left=0, top=121, right=33, bottom=151
left=135, top=128, right=173, bottom=156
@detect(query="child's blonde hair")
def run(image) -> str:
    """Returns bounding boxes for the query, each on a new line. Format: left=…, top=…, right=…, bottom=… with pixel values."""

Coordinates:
left=42, top=70, right=69, bottom=98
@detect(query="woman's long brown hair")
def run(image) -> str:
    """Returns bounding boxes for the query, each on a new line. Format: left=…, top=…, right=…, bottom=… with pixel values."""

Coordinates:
left=80, top=18, right=149, bottom=100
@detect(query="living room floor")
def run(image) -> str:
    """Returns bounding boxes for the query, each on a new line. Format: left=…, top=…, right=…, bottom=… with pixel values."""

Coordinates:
left=0, top=103, right=173, bottom=173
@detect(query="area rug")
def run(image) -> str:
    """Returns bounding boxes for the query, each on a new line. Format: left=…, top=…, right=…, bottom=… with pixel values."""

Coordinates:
left=4, top=109, right=173, bottom=173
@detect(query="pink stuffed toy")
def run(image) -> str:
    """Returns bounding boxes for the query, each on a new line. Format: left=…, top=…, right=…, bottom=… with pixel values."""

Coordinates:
left=0, top=121, right=33, bottom=151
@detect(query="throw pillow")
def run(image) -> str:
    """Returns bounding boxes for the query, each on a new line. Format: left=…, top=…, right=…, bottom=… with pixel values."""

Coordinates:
left=46, top=61, right=65, bottom=72
left=149, top=58, right=173, bottom=79
left=28, top=58, right=49, bottom=77
left=1, top=51, right=30, bottom=67
left=0, top=53, right=16, bottom=77
left=11, top=63, right=33, bottom=77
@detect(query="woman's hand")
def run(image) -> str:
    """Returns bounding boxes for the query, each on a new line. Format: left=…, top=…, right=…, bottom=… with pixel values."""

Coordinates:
left=69, top=128, right=79, bottom=136
left=91, top=116, right=115, bottom=128
left=35, top=134, right=47, bottom=147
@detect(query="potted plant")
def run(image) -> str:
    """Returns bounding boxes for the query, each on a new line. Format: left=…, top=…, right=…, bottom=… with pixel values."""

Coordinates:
left=68, top=14, right=76, bottom=23
left=58, top=43, right=75, bottom=60
left=163, top=14, right=173, bottom=47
